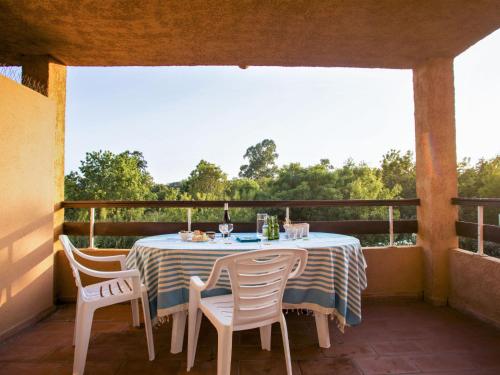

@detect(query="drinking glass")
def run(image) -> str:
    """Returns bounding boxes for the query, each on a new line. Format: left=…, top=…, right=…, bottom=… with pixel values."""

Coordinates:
left=301, top=223, right=310, bottom=238
left=219, top=223, right=228, bottom=238
left=227, top=223, right=234, bottom=237
left=256, top=213, right=268, bottom=239
left=297, top=226, right=304, bottom=239
left=261, top=223, right=269, bottom=241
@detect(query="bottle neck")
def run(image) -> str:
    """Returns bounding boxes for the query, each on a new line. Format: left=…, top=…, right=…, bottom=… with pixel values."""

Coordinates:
left=223, top=203, right=231, bottom=223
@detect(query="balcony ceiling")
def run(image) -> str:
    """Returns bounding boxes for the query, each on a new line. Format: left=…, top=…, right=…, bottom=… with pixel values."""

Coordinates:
left=0, top=0, right=499, bottom=68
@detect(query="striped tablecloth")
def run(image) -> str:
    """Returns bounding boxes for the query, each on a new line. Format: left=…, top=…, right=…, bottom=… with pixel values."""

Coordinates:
left=126, top=232, right=367, bottom=331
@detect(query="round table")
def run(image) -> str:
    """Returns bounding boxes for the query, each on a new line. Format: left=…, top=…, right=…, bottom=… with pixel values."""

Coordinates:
left=126, top=232, right=367, bottom=353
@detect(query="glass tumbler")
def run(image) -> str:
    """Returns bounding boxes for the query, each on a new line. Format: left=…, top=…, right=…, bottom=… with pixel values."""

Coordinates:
left=256, top=213, right=268, bottom=239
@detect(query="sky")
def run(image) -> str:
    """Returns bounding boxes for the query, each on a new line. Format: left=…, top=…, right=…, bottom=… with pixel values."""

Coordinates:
left=65, top=30, right=500, bottom=184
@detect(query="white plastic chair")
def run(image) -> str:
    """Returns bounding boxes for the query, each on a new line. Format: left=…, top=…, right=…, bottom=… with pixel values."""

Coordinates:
left=187, top=248, right=308, bottom=375
left=59, top=235, right=155, bottom=375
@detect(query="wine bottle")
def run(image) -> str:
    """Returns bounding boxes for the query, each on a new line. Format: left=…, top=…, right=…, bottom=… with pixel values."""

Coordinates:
left=223, top=203, right=231, bottom=224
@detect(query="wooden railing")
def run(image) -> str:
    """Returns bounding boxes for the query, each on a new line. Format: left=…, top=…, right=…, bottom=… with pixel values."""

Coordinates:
left=62, top=199, right=420, bottom=248
left=452, top=197, right=500, bottom=254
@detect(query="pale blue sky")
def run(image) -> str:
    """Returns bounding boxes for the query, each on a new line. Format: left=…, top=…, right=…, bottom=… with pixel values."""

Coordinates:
left=65, top=30, right=499, bottom=183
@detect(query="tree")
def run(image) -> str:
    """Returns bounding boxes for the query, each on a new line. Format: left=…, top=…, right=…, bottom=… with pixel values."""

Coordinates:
left=151, top=183, right=183, bottom=201
left=65, top=150, right=155, bottom=202
left=332, top=160, right=400, bottom=220
left=226, top=178, right=261, bottom=200
left=459, top=156, right=500, bottom=199
left=269, top=162, right=339, bottom=201
left=239, top=139, right=279, bottom=179
left=64, top=143, right=498, bottom=251
left=380, top=150, right=416, bottom=198
left=64, top=150, right=156, bottom=247
left=458, top=156, right=500, bottom=225
left=183, top=160, right=227, bottom=199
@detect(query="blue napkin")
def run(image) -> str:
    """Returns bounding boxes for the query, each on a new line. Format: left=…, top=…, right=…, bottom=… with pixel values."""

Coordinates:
left=236, top=235, right=261, bottom=242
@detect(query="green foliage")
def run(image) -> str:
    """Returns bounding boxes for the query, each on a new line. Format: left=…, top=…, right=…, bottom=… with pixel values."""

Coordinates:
left=380, top=150, right=416, bottom=198
left=64, top=141, right=499, bottom=252
left=182, top=160, right=227, bottom=199
left=66, top=150, right=154, bottom=201
left=225, top=178, right=259, bottom=200
left=458, top=156, right=500, bottom=226
left=239, top=139, right=279, bottom=179
left=459, top=156, right=500, bottom=199
left=380, top=150, right=416, bottom=219
left=65, top=150, right=156, bottom=247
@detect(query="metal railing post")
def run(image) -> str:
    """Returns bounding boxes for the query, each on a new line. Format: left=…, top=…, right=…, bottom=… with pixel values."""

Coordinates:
left=89, top=207, right=95, bottom=248
left=187, top=208, right=192, bottom=232
left=478, top=205, right=484, bottom=255
left=388, top=206, right=394, bottom=247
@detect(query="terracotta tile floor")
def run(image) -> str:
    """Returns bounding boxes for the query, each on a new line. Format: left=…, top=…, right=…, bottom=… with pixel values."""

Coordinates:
left=0, top=300, right=499, bottom=374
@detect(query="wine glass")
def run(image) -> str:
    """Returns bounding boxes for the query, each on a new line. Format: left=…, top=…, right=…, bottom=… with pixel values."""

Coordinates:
left=227, top=223, right=234, bottom=238
left=219, top=223, right=228, bottom=238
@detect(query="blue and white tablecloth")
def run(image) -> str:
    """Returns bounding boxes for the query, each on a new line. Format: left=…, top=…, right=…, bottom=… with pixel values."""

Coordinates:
left=126, top=232, right=367, bottom=331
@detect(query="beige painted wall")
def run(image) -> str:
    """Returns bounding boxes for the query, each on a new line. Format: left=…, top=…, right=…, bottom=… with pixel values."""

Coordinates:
left=22, top=56, right=67, bottom=259
left=363, top=246, right=423, bottom=298
left=0, top=76, right=56, bottom=339
left=55, top=246, right=424, bottom=302
left=449, top=248, right=500, bottom=328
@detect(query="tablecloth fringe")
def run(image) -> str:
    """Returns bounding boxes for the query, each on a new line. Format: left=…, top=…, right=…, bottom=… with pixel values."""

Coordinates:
left=153, top=303, right=348, bottom=333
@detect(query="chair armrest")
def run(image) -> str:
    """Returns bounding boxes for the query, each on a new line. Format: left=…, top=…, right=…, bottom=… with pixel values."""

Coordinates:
left=76, top=262, right=140, bottom=280
left=190, top=276, right=207, bottom=292
left=73, top=247, right=127, bottom=264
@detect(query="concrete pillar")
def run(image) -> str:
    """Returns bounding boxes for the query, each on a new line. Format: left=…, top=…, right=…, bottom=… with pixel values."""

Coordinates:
left=413, top=58, right=458, bottom=306
left=22, top=56, right=67, bottom=255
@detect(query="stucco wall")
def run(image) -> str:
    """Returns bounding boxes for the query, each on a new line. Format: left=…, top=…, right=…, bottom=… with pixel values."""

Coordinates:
left=362, top=246, right=423, bottom=298
left=413, top=58, right=458, bottom=306
left=0, top=76, right=56, bottom=339
left=449, top=248, right=500, bottom=328
left=55, top=246, right=424, bottom=302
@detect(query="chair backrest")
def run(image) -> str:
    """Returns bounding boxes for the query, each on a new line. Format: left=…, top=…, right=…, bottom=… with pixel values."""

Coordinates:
left=60, top=235, right=84, bottom=290
left=207, top=248, right=308, bottom=328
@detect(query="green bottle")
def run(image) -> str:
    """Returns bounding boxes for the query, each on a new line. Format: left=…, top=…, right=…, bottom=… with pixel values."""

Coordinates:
left=269, top=216, right=274, bottom=240
left=274, top=216, right=279, bottom=239
left=269, top=216, right=278, bottom=240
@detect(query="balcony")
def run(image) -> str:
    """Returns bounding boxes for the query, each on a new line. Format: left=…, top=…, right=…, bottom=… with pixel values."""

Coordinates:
left=1, top=197, right=499, bottom=374
left=1, top=1, right=500, bottom=374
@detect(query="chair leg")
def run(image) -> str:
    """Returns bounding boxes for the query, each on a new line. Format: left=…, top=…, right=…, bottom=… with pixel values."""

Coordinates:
left=140, top=291, right=155, bottom=361
left=279, top=313, right=293, bottom=375
left=73, top=304, right=94, bottom=375
left=171, top=310, right=187, bottom=354
left=187, top=308, right=202, bottom=371
left=259, top=324, right=272, bottom=351
left=73, top=294, right=82, bottom=346
left=314, top=312, right=331, bottom=348
left=216, top=326, right=233, bottom=375
left=131, top=298, right=140, bottom=327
